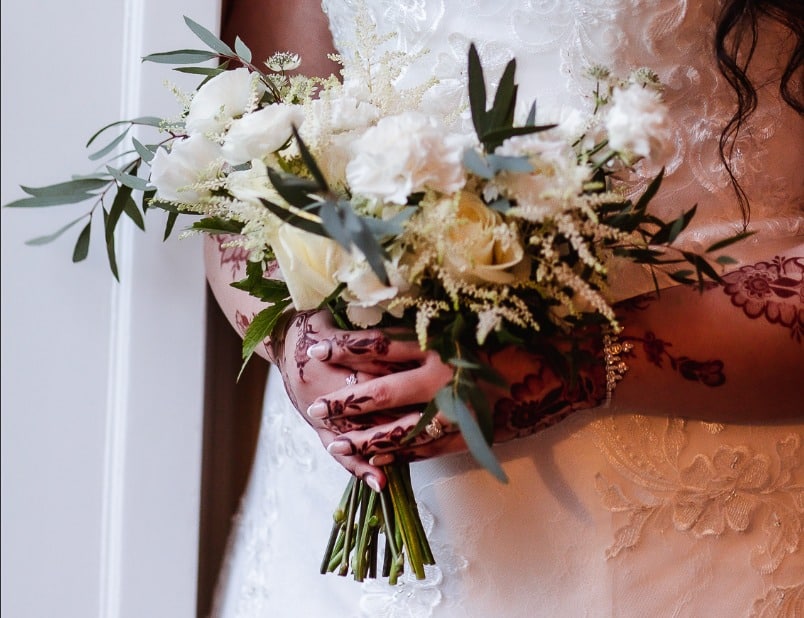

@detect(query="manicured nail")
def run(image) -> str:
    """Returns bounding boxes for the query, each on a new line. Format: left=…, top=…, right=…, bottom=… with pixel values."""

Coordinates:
left=307, top=341, right=332, bottom=361
left=363, top=474, right=382, bottom=493
left=327, top=440, right=353, bottom=456
left=369, top=453, right=395, bottom=467
left=306, top=402, right=328, bottom=419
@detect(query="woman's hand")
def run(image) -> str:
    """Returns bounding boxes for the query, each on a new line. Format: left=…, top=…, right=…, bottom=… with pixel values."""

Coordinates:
left=294, top=319, right=607, bottom=479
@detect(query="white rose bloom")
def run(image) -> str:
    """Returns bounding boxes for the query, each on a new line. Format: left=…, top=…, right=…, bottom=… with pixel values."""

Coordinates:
left=149, top=135, right=222, bottom=203
left=225, top=159, right=279, bottom=205
left=185, top=68, right=264, bottom=135
left=221, top=104, right=304, bottom=165
left=605, top=85, right=671, bottom=163
left=437, top=192, right=529, bottom=285
left=346, top=112, right=470, bottom=204
left=270, top=224, right=350, bottom=310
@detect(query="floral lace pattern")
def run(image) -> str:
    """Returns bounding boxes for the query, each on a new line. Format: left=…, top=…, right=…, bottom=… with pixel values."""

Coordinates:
left=594, top=416, right=804, bottom=610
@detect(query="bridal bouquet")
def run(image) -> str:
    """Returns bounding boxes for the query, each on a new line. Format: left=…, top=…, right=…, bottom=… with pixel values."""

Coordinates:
left=7, top=16, right=745, bottom=584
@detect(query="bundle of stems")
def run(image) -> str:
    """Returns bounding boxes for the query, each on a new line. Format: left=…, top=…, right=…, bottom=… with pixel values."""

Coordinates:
left=320, top=463, right=434, bottom=585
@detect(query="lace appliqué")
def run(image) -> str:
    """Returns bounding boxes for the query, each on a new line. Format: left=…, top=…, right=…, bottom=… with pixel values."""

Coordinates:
left=359, top=501, right=468, bottom=617
left=750, top=583, right=804, bottom=618
left=594, top=417, right=803, bottom=588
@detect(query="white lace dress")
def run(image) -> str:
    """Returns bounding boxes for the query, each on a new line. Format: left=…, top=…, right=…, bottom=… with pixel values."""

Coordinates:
left=212, top=1, right=804, bottom=616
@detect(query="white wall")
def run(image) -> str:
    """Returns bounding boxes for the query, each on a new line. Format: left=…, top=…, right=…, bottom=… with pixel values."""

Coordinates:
left=1, top=1, right=217, bottom=616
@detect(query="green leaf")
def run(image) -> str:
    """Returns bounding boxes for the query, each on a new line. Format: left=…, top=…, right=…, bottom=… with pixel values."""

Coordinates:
left=462, top=148, right=494, bottom=179
left=480, top=124, right=556, bottom=151
left=487, top=154, right=533, bottom=174
left=183, top=16, right=234, bottom=56
left=142, top=49, right=219, bottom=64
left=72, top=221, right=92, bottom=262
left=89, top=127, right=130, bottom=161
left=232, top=272, right=291, bottom=304
left=163, top=211, right=179, bottom=240
left=259, top=198, right=327, bottom=237
left=292, top=126, right=329, bottom=191
left=240, top=300, right=292, bottom=375
left=234, top=36, right=252, bottom=63
left=650, top=204, right=697, bottom=246
left=102, top=208, right=120, bottom=280
left=267, top=168, right=319, bottom=208
left=488, top=58, right=517, bottom=131
left=715, top=255, right=738, bottom=266
left=24, top=216, right=86, bottom=246
left=319, top=200, right=389, bottom=284
left=190, top=216, right=244, bottom=235
left=467, top=44, right=488, bottom=139
left=525, top=101, right=536, bottom=126
left=21, top=178, right=108, bottom=198
left=131, top=137, right=156, bottom=163
left=106, top=166, right=150, bottom=191
left=174, top=65, right=228, bottom=77
left=706, top=231, right=755, bottom=253
left=435, top=386, right=507, bottom=482
left=85, top=116, right=162, bottom=148
left=4, top=193, right=99, bottom=208
left=634, top=168, right=664, bottom=214
left=122, top=194, right=145, bottom=230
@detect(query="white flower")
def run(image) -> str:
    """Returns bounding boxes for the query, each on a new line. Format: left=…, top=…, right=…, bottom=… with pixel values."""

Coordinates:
left=346, top=112, right=470, bottom=204
left=185, top=68, right=264, bottom=135
left=337, top=252, right=409, bottom=327
left=149, top=135, right=222, bottom=203
left=221, top=103, right=304, bottom=165
left=605, top=85, right=670, bottom=163
left=225, top=159, right=278, bottom=205
left=437, top=192, right=529, bottom=285
left=270, top=224, right=350, bottom=310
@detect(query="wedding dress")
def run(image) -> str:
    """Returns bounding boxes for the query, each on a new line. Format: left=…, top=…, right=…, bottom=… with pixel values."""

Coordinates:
left=212, top=1, right=804, bottom=616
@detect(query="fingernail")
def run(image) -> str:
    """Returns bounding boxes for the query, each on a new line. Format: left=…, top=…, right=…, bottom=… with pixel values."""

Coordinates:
left=307, top=341, right=332, bottom=361
left=363, top=474, right=382, bottom=493
left=306, top=402, right=328, bottom=419
left=369, top=453, right=395, bottom=467
left=327, top=440, right=353, bottom=456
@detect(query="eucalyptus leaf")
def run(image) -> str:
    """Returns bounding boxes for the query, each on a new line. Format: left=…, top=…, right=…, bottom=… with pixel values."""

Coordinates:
left=163, top=211, right=179, bottom=240
left=706, top=231, right=755, bottom=253
left=463, top=149, right=494, bottom=179
left=4, top=193, right=99, bottom=208
left=435, top=386, right=507, bottom=482
left=634, top=168, right=664, bottom=213
left=184, top=16, right=234, bottom=56
left=174, top=65, right=228, bottom=77
left=715, top=255, right=738, bottom=265
left=122, top=195, right=145, bottom=230
left=89, top=128, right=130, bottom=161
left=234, top=36, right=252, bottom=63
left=267, top=168, right=319, bottom=208
left=131, top=138, right=156, bottom=163
left=467, top=44, right=488, bottom=138
left=487, top=154, right=533, bottom=174
left=292, top=126, right=329, bottom=191
left=142, top=49, right=219, bottom=64
left=21, top=178, right=108, bottom=198
left=24, top=216, right=86, bottom=246
left=72, top=221, right=92, bottom=262
left=102, top=208, right=120, bottom=280
left=85, top=116, right=162, bottom=147
left=106, top=166, right=150, bottom=191
left=259, top=198, right=326, bottom=237
left=190, top=216, right=244, bottom=235
left=488, top=58, right=517, bottom=130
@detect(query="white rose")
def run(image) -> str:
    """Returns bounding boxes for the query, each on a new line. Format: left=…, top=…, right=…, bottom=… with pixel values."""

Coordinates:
left=149, top=134, right=222, bottom=203
left=185, top=67, right=264, bottom=135
left=221, top=103, right=304, bottom=165
left=438, top=192, right=529, bottom=285
left=605, top=85, right=671, bottom=163
left=270, top=224, right=350, bottom=310
left=346, top=112, right=469, bottom=204
left=337, top=253, right=408, bottom=327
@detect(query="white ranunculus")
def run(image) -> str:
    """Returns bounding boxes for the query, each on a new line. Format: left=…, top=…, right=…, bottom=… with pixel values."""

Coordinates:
left=605, top=85, right=671, bottom=163
left=221, top=104, right=304, bottom=165
left=270, top=224, right=350, bottom=310
left=438, top=192, right=529, bottom=285
left=149, top=135, right=222, bottom=203
left=346, top=111, right=470, bottom=204
left=185, top=68, right=264, bottom=135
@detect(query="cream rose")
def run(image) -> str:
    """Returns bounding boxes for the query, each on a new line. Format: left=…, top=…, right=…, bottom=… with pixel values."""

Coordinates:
left=440, top=192, right=529, bottom=285
left=270, top=224, right=350, bottom=310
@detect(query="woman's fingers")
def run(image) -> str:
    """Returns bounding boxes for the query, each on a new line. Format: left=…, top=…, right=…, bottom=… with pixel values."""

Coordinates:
left=305, top=352, right=453, bottom=421
left=326, top=410, right=465, bottom=461
left=316, top=426, right=387, bottom=491
left=306, top=328, right=429, bottom=374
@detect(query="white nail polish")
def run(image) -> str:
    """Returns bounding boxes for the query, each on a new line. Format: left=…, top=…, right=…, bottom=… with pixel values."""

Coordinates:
left=364, top=474, right=381, bottom=493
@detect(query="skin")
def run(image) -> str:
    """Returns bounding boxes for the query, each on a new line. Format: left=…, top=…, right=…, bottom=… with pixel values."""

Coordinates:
left=209, top=1, right=804, bottom=489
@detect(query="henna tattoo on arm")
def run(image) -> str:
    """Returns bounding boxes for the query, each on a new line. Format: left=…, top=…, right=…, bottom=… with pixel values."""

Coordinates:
left=722, top=255, right=804, bottom=341
left=623, top=330, right=726, bottom=387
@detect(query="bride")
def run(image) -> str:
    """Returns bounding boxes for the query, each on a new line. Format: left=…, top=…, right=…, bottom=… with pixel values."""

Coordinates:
left=206, top=1, right=803, bottom=616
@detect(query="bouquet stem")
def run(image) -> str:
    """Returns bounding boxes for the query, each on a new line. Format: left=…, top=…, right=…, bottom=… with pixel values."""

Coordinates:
left=321, top=462, right=435, bottom=584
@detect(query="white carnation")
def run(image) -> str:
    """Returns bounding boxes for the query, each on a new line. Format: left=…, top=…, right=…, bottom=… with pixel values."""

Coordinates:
left=221, top=103, right=304, bottom=165
left=605, top=85, right=670, bottom=163
left=149, top=135, right=222, bottom=203
left=346, top=111, right=470, bottom=204
left=185, top=68, right=264, bottom=135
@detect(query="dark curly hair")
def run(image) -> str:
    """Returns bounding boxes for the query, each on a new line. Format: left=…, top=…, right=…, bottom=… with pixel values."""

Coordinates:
left=715, top=0, right=803, bottom=222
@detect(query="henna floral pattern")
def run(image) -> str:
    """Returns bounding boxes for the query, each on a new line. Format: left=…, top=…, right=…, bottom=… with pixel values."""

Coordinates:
left=214, top=234, right=249, bottom=277
left=625, top=331, right=726, bottom=387
left=722, top=255, right=804, bottom=341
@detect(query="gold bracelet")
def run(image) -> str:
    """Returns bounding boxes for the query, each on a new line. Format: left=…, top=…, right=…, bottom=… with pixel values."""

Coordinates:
left=603, top=330, right=632, bottom=407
